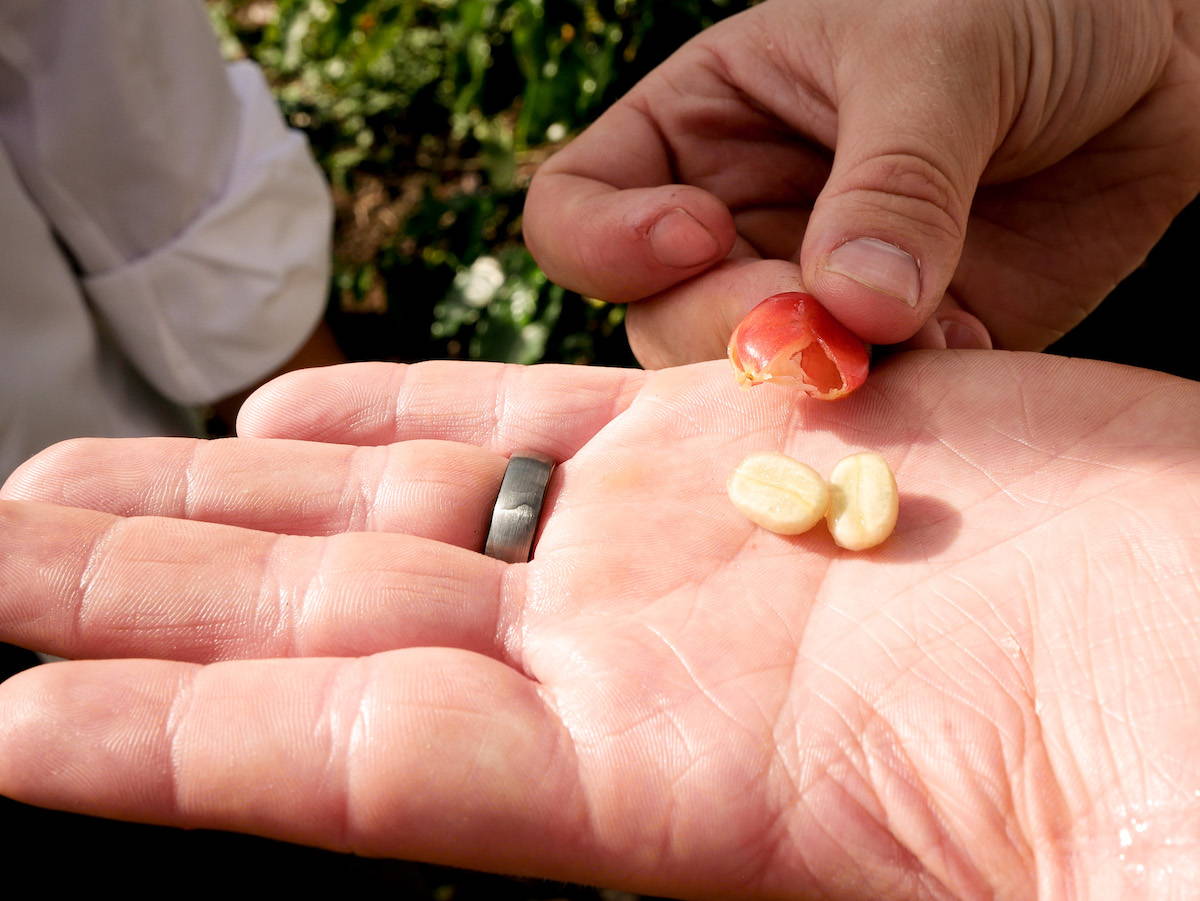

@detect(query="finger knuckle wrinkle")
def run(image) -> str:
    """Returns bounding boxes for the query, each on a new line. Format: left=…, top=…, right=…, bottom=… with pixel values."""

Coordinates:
left=843, top=151, right=967, bottom=236
left=163, top=671, right=198, bottom=820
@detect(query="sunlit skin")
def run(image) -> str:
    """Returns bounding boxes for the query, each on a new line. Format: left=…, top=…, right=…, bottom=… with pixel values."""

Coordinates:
left=728, top=292, right=870, bottom=399
left=1, top=353, right=1199, bottom=898
left=524, top=0, right=1200, bottom=365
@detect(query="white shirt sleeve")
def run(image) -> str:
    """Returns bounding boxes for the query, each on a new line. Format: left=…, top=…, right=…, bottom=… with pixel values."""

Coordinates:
left=0, top=0, right=333, bottom=405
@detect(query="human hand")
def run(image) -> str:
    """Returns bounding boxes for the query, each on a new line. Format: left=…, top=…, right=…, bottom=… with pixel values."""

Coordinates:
left=525, top=0, right=1200, bottom=365
left=2, top=354, right=1199, bottom=898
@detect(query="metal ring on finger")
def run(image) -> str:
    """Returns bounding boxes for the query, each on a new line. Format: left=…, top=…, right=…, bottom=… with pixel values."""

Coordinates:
left=483, top=451, right=556, bottom=563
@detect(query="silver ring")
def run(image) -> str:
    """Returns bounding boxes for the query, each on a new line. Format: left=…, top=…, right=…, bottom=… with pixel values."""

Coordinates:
left=483, top=451, right=556, bottom=563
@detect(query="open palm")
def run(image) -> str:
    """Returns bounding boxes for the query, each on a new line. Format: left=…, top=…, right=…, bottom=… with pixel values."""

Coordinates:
left=2, top=352, right=1199, bottom=898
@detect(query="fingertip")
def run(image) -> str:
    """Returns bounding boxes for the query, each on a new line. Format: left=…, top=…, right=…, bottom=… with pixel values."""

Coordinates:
left=803, top=260, right=927, bottom=346
left=902, top=317, right=949, bottom=351
left=613, top=184, right=737, bottom=298
left=237, top=362, right=396, bottom=441
left=647, top=206, right=724, bottom=270
left=527, top=176, right=735, bottom=302
left=865, top=307, right=993, bottom=354
left=0, top=665, right=49, bottom=800
left=236, top=367, right=308, bottom=436
left=0, top=661, right=184, bottom=817
left=938, top=312, right=993, bottom=350
left=825, top=237, right=921, bottom=308
left=798, top=116, right=982, bottom=345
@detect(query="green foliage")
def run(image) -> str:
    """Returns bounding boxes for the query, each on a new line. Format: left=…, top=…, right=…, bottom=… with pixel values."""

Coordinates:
left=208, top=0, right=754, bottom=365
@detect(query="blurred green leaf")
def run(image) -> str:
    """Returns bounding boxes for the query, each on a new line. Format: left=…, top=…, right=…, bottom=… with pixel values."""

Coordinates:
left=208, top=0, right=753, bottom=366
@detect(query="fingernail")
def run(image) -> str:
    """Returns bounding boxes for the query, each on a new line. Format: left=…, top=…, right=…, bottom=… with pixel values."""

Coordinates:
left=825, top=238, right=921, bottom=307
left=649, top=208, right=721, bottom=269
left=940, top=318, right=992, bottom=350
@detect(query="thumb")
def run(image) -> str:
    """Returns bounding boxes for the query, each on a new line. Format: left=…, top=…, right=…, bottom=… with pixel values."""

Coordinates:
left=800, top=34, right=1000, bottom=345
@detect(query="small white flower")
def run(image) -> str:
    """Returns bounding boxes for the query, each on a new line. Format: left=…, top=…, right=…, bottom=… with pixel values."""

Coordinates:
left=459, top=256, right=505, bottom=307
left=510, top=284, right=537, bottom=320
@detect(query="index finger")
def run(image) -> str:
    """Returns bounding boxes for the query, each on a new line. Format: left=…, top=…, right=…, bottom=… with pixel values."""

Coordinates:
left=524, top=91, right=736, bottom=303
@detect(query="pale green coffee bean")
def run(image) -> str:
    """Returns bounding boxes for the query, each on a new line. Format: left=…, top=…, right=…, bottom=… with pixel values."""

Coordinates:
left=727, top=452, right=830, bottom=535
left=826, top=452, right=899, bottom=551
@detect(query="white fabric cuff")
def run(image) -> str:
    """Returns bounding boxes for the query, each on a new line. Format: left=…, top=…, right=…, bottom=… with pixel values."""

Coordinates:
left=82, top=61, right=333, bottom=406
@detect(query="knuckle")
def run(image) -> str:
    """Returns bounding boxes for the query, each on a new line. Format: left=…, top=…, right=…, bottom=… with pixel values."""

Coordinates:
left=833, top=149, right=969, bottom=243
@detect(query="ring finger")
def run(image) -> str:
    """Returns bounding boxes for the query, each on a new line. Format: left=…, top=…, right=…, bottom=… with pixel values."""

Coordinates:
left=0, top=438, right=539, bottom=663
left=0, top=498, right=518, bottom=664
